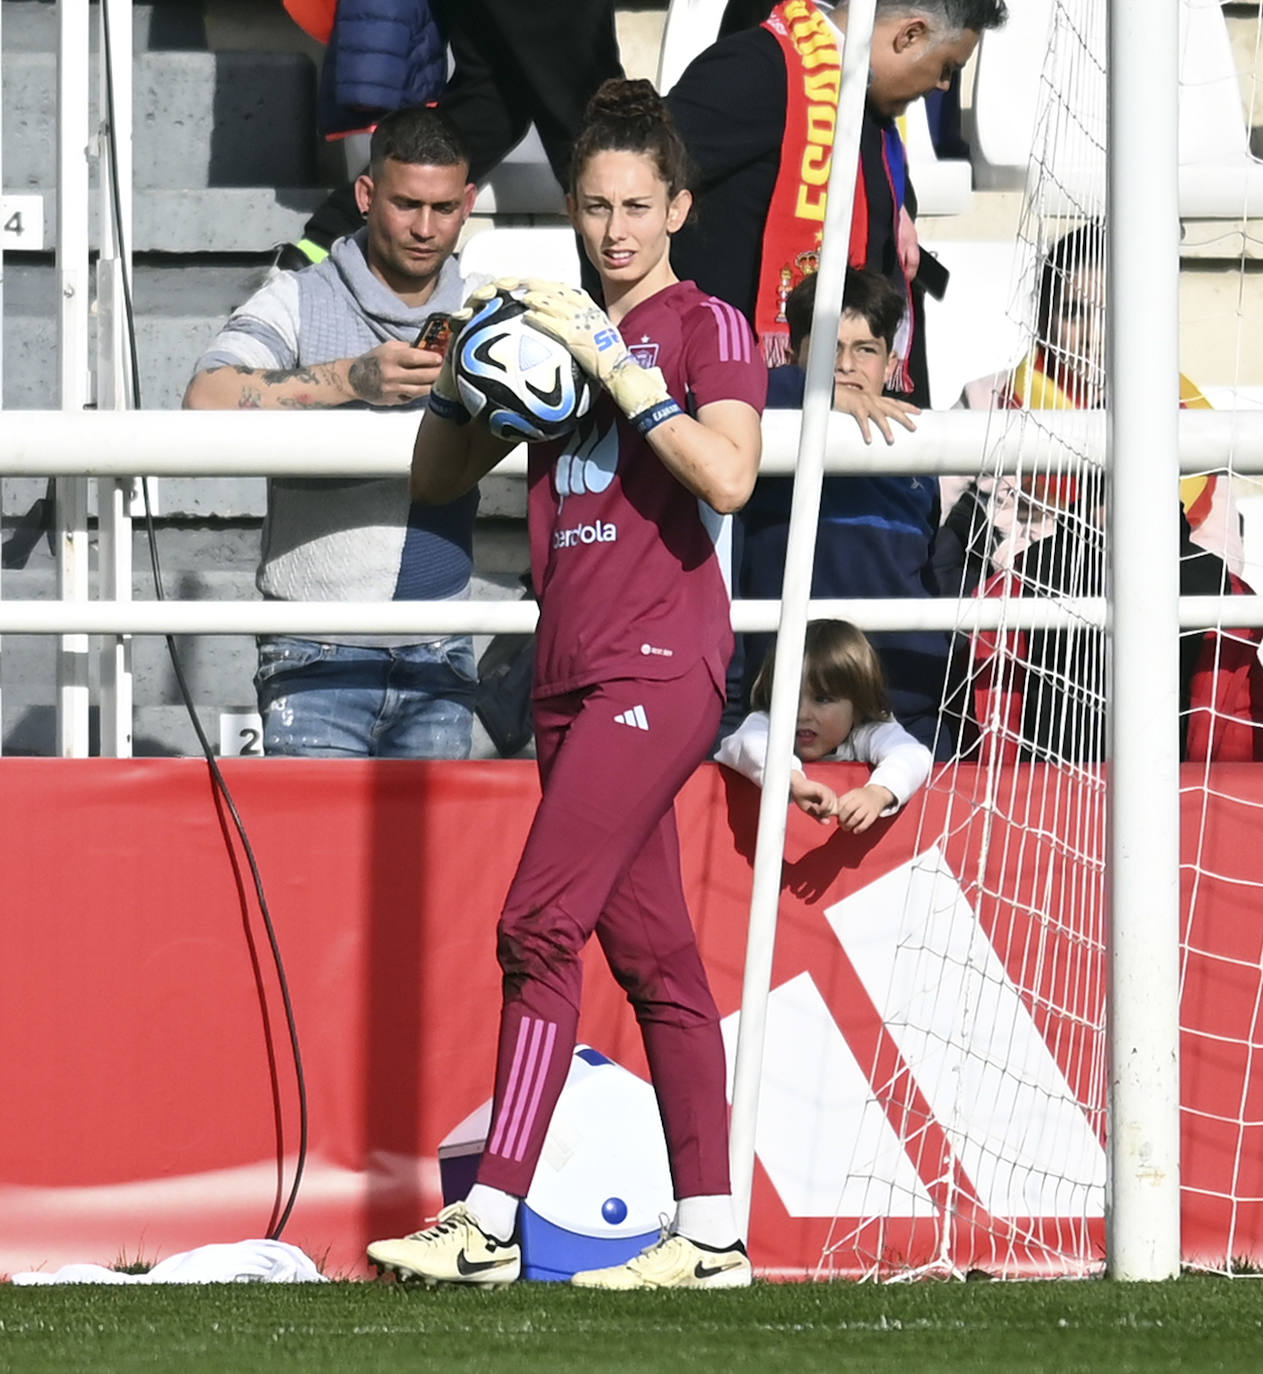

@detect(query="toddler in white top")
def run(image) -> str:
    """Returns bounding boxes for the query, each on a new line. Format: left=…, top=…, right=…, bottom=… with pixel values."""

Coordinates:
left=717, top=619, right=933, bottom=833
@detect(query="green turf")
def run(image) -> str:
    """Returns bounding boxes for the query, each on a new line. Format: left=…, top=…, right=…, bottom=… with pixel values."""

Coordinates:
left=2, top=1277, right=1262, bottom=1374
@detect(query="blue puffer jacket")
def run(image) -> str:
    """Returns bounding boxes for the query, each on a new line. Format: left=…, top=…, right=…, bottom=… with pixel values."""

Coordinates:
left=318, top=0, right=446, bottom=137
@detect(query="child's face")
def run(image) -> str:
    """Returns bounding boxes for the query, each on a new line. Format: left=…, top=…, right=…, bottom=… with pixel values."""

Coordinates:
left=796, top=681, right=856, bottom=761
left=794, top=310, right=896, bottom=406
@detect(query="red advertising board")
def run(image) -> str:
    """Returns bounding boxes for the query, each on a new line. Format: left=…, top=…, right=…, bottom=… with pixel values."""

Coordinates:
left=0, top=760, right=1259, bottom=1277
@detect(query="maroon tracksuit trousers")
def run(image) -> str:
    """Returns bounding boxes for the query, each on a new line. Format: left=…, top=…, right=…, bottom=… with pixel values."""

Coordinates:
left=475, top=659, right=732, bottom=1202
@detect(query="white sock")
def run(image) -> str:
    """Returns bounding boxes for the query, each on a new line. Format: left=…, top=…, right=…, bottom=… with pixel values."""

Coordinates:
left=672, top=1194, right=738, bottom=1249
left=464, top=1183, right=520, bottom=1244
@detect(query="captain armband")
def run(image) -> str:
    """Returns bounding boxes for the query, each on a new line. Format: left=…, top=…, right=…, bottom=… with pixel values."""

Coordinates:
left=630, top=398, right=685, bottom=438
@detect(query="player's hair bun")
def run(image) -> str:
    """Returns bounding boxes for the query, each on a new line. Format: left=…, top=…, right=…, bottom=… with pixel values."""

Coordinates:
left=572, top=78, right=692, bottom=199
left=584, top=78, right=666, bottom=128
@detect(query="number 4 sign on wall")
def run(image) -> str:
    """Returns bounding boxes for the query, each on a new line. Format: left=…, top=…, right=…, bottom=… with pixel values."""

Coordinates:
left=2, top=195, right=45, bottom=249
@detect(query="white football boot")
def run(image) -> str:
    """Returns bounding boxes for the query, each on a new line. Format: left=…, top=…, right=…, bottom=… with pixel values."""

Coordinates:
left=570, top=1233, right=752, bottom=1290
left=367, top=1202, right=520, bottom=1287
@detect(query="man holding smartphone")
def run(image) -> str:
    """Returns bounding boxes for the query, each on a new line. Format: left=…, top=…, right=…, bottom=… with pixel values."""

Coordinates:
left=185, top=106, right=491, bottom=759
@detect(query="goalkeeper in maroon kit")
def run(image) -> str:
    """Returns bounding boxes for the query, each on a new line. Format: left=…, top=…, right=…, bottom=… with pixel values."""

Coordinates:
left=368, top=77, right=767, bottom=1289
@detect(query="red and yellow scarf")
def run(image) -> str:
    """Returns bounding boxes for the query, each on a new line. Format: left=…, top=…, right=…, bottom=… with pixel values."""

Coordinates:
left=1006, top=351, right=1219, bottom=524
left=758, top=2, right=910, bottom=378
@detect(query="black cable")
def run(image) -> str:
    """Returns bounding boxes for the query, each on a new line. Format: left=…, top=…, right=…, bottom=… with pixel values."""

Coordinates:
left=99, top=5, right=308, bottom=1239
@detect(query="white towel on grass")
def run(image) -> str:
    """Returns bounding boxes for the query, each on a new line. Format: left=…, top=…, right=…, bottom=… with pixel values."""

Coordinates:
left=11, top=1239, right=327, bottom=1284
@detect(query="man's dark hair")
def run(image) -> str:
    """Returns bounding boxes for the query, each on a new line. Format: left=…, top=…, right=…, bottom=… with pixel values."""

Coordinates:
left=838, top=1, right=1008, bottom=31
left=785, top=268, right=906, bottom=354
left=718, top=0, right=775, bottom=36
left=721, top=1, right=1007, bottom=38
left=369, top=106, right=471, bottom=177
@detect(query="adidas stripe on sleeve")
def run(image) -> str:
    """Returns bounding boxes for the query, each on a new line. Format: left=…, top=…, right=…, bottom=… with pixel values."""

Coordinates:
left=685, top=295, right=767, bottom=414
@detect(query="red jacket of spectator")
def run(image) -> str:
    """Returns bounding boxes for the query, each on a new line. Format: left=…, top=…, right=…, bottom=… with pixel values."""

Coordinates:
left=969, top=568, right=1263, bottom=766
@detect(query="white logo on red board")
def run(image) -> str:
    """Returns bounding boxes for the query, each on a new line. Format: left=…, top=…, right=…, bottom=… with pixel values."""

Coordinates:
left=720, top=847, right=1106, bottom=1222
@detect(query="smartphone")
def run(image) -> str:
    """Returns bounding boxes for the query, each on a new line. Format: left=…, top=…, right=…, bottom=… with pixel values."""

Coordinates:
left=415, top=312, right=453, bottom=357
left=915, top=250, right=950, bottom=302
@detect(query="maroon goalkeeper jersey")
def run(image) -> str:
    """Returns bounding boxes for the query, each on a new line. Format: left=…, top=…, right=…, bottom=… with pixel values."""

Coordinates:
left=527, top=280, right=767, bottom=699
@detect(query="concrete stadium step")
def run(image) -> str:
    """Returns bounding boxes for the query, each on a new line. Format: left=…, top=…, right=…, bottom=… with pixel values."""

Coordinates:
left=5, top=675, right=519, bottom=758
left=6, top=187, right=327, bottom=254
left=2, top=49, right=318, bottom=192
left=0, top=562, right=246, bottom=756
left=1, top=0, right=209, bottom=53
left=131, top=702, right=253, bottom=757
left=3, top=258, right=269, bottom=409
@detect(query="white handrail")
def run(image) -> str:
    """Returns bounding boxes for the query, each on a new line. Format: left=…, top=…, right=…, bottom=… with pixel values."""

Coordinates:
left=0, top=594, right=1255, bottom=636
left=0, top=595, right=1115, bottom=636
left=3, top=408, right=1263, bottom=475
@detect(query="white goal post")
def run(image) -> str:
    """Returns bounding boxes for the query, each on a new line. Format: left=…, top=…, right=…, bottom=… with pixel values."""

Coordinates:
left=1105, top=0, right=1182, bottom=1282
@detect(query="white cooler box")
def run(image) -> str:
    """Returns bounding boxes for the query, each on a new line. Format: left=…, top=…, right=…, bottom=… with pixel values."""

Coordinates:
left=438, top=1046, right=675, bottom=1281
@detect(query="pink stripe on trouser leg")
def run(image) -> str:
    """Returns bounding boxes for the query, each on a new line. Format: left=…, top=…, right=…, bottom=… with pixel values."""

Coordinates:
left=509, top=1019, right=557, bottom=1162
left=497, top=1016, right=546, bottom=1159
left=487, top=1016, right=538, bottom=1159
left=475, top=664, right=727, bottom=1199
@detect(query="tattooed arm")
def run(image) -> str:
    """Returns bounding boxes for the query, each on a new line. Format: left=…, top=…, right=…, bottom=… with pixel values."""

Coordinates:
left=182, top=341, right=444, bottom=411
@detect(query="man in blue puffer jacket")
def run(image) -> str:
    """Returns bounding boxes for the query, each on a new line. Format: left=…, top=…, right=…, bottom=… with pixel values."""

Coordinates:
left=318, top=0, right=447, bottom=139
left=286, top=0, right=623, bottom=271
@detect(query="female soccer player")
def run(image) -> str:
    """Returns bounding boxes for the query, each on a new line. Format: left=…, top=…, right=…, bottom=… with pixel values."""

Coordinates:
left=367, top=78, right=767, bottom=1289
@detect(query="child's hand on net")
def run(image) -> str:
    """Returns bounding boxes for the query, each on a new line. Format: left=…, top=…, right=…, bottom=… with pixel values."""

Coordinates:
left=790, top=771, right=839, bottom=825
left=833, top=783, right=897, bottom=833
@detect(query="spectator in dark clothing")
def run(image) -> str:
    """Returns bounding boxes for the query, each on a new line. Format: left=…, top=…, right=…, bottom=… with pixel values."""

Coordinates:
left=666, top=0, right=1007, bottom=406
left=315, top=0, right=447, bottom=141
left=285, top=0, right=624, bottom=271
left=718, top=0, right=776, bottom=36
left=962, top=505, right=1263, bottom=765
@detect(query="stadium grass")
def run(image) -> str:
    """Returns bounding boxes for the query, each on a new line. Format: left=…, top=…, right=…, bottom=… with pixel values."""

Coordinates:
left=2, top=1277, right=1263, bottom=1374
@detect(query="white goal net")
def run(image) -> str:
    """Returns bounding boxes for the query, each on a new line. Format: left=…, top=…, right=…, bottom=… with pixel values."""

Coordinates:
left=813, top=0, right=1263, bottom=1279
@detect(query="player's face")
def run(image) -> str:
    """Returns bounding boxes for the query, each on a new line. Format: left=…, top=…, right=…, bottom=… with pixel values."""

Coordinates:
left=867, top=19, right=979, bottom=118
left=356, top=158, right=476, bottom=301
left=797, top=309, right=896, bottom=405
left=796, top=680, right=856, bottom=761
left=569, top=150, right=691, bottom=296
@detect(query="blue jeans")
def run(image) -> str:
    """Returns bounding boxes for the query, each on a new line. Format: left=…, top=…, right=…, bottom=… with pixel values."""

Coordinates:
left=255, top=635, right=476, bottom=759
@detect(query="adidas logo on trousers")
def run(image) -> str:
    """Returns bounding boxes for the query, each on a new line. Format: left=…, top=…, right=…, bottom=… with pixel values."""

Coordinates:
left=613, top=705, right=650, bottom=730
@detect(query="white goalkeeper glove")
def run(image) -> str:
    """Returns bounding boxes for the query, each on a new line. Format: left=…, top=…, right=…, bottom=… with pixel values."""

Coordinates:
left=519, top=282, right=684, bottom=436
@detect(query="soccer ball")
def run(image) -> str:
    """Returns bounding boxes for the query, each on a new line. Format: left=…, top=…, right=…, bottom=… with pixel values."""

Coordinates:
left=453, top=290, right=594, bottom=442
